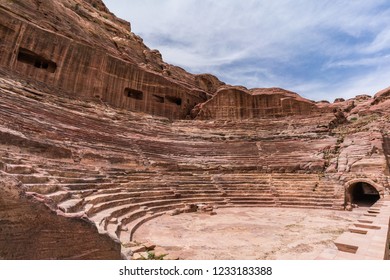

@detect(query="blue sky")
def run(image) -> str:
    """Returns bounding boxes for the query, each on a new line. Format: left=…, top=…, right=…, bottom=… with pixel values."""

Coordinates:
left=103, top=0, right=390, bottom=101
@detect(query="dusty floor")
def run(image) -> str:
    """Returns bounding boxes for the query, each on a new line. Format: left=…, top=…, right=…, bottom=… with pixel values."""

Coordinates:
left=133, top=207, right=363, bottom=260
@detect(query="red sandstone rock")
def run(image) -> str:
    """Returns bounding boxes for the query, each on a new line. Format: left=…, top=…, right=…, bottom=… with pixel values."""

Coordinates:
left=0, top=0, right=389, bottom=261
left=0, top=0, right=211, bottom=119
left=373, top=86, right=390, bottom=104
left=195, top=74, right=225, bottom=95
left=193, top=86, right=318, bottom=120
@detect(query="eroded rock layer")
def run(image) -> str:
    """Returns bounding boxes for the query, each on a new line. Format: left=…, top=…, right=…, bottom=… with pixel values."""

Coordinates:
left=0, top=0, right=211, bottom=119
left=192, top=87, right=321, bottom=120
left=0, top=175, right=121, bottom=260
left=0, top=73, right=389, bottom=258
left=0, top=0, right=389, bottom=260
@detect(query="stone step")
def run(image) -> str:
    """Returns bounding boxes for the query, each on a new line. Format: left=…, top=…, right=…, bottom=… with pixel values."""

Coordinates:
left=221, top=186, right=271, bottom=190
left=272, top=184, right=322, bottom=189
left=215, top=181, right=270, bottom=185
left=127, top=213, right=165, bottom=242
left=53, top=177, right=110, bottom=184
left=348, top=226, right=368, bottom=235
left=172, top=186, right=221, bottom=194
left=58, top=198, right=84, bottom=213
left=119, top=203, right=187, bottom=228
left=57, top=183, right=118, bottom=191
left=334, top=232, right=367, bottom=254
left=228, top=194, right=274, bottom=200
left=222, top=203, right=276, bottom=208
left=278, top=204, right=333, bottom=209
left=3, top=164, right=36, bottom=174
left=272, top=175, right=320, bottom=179
left=278, top=197, right=334, bottom=203
left=276, top=194, right=334, bottom=199
left=45, top=191, right=73, bottom=203
left=174, top=182, right=213, bottom=186
left=279, top=201, right=334, bottom=207
left=178, top=193, right=224, bottom=198
left=85, top=194, right=179, bottom=216
left=353, top=223, right=381, bottom=230
left=0, top=157, right=25, bottom=164
left=16, top=175, right=50, bottom=184
left=45, top=169, right=102, bottom=177
left=25, top=184, right=61, bottom=194
left=91, top=196, right=227, bottom=226
left=229, top=200, right=276, bottom=205
left=90, top=204, right=143, bottom=230
left=85, top=191, right=176, bottom=205
left=22, top=182, right=104, bottom=191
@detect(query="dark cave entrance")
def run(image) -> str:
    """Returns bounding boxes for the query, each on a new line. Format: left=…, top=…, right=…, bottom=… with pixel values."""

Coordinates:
left=166, top=96, right=182, bottom=106
left=348, top=182, right=380, bottom=207
left=124, top=88, right=143, bottom=100
left=17, top=48, right=57, bottom=73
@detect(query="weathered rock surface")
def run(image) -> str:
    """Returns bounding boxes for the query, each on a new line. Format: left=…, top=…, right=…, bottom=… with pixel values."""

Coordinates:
left=192, top=86, right=321, bottom=120
left=0, top=0, right=211, bottom=119
left=0, top=0, right=389, bottom=260
left=0, top=73, right=389, bottom=258
left=373, top=86, right=390, bottom=105
left=0, top=0, right=337, bottom=121
left=0, top=174, right=121, bottom=260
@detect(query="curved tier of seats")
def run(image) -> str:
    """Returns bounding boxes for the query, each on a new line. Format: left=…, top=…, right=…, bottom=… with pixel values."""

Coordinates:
left=0, top=76, right=339, bottom=252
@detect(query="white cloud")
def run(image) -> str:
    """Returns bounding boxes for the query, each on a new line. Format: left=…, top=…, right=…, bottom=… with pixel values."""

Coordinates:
left=325, top=55, right=390, bottom=68
left=103, top=0, right=390, bottom=100
left=363, top=29, right=390, bottom=53
left=291, top=64, right=390, bottom=101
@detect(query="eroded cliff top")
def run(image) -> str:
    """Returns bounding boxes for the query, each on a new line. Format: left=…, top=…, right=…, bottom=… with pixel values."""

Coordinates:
left=1, top=0, right=224, bottom=92
left=1, top=0, right=389, bottom=120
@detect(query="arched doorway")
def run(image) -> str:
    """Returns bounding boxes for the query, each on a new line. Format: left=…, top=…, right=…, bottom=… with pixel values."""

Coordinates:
left=347, top=181, right=380, bottom=207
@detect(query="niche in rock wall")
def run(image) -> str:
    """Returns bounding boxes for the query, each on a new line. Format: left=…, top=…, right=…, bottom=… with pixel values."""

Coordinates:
left=17, top=48, right=57, bottom=73
left=152, top=94, right=164, bottom=103
left=124, top=88, right=143, bottom=100
left=166, top=96, right=182, bottom=106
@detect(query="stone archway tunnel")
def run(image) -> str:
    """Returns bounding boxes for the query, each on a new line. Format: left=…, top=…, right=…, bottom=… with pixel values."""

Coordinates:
left=346, top=181, right=381, bottom=207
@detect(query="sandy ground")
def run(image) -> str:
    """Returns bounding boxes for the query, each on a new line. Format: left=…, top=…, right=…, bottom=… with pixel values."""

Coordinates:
left=133, top=207, right=363, bottom=260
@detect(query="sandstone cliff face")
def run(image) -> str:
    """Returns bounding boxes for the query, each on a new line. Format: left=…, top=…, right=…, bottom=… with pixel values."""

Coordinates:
left=193, top=86, right=319, bottom=120
left=0, top=0, right=339, bottom=121
left=0, top=0, right=216, bottom=119
left=0, top=0, right=390, bottom=260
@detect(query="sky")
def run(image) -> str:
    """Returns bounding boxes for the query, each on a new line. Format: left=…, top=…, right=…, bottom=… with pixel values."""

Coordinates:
left=103, top=0, right=390, bottom=101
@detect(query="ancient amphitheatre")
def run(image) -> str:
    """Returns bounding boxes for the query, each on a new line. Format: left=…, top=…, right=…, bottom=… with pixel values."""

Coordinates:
left=0, top=0, right=389, bottom=260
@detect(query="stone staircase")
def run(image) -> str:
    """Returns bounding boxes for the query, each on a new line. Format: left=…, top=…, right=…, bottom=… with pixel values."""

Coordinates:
left=317, top=197, right=390, bottom=260
left=212, top=173, right=276, bottom=207
left=272, top=174, right=335, bottom=208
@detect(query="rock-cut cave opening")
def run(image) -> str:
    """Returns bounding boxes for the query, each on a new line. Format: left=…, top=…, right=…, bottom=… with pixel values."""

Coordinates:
left=124, top=88, right=143, bottom=100
left=166, top=96, right=182, bottom=106
left=17, top=48, right=57, bottom=73
left=349, top=182, right=380, bottom=207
